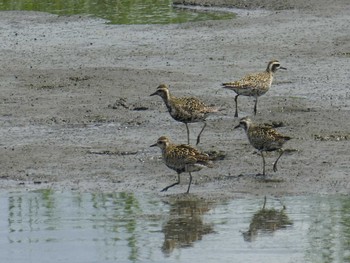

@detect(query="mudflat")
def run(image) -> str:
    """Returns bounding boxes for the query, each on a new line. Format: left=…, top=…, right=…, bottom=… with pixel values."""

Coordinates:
left=1, top=0, right=349, bottom=199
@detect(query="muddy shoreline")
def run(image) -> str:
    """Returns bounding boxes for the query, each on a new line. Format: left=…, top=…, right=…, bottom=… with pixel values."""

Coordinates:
left=0, top=0, right=349, bottom=200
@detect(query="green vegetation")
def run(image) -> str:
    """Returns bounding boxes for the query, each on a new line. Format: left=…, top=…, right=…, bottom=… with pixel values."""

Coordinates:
left=0, top=0, right=235, bottom=24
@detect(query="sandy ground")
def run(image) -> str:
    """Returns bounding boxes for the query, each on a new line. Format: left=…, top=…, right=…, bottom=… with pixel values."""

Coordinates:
left=0, top=0, right=349, bottom=200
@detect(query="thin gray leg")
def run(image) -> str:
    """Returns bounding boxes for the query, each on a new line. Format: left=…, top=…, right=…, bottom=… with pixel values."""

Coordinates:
left=261, top=151, right=266, bottom=176
left=185, top=123, right=190, bottom=145
left=161, top=172, right=180, bottom=192
left=273, top=149, right=285, bottom=172
left=234, top=94, right=239, bottom=118
left=254, top=97, right=258, bottom=115
left=186, top=172, right=193, bottom=193
left=196, top=122, right=207, bottom=145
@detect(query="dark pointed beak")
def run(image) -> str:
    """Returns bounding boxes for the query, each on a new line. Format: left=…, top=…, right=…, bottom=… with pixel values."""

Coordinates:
left=279, top=66, right=287, bottom=70
left=150, top=143, right=157, bottom=147
left=234, top=124, right=241, bottom=129
left=221, top=83, right=233, bottom=89
left=150, top=91, right=157, bottom=96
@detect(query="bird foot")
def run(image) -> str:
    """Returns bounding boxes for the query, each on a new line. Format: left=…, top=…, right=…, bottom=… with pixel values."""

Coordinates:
left=273, top=164, right=278, bottom=172
left=256, top=173, right=266, bottom=177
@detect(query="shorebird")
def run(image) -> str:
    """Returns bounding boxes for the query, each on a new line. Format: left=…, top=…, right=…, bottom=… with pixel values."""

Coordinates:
left=150, top=136, right=213, bottom=193
left=150, top=84, right=220, bottom=145
left=234, top=117, right=291, bottom=176
left=222, top=60, right=287, bottom=117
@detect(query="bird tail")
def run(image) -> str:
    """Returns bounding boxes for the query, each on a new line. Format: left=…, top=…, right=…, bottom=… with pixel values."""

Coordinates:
left=206, top=161, right=215, bottom=168
left=221, top=82, right=239, bottom=91
left=205, top=150, right=226, bottom=162
left=283, top=135, right=292, bottom=141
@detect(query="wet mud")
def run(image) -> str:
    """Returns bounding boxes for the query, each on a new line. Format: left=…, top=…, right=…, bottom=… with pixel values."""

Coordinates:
left=0, top=0, right=349, bottom=199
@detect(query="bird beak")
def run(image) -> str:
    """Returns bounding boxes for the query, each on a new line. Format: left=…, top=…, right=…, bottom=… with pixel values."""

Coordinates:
left=150, top=143, right=157, bottom=147
left=221, top=83, right=232, bottom=89
left=279, top=66, right=287, bottom=70
left=150, top=91, right=157, bottom=96
left=234, top=124, right=241, bottom=129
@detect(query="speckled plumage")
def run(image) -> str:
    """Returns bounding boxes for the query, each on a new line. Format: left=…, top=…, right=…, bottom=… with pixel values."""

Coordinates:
left=222, top=60, right=286, bottom=117
left=151, top=84, right=220, bottom=145
left=235, top=117, right=291, bottom=176
left=150, top=136, right=213, bottom=193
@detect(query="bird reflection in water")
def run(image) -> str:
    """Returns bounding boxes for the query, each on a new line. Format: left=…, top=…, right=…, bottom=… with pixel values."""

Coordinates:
left=161, top=196, right=214, bottom=255
left=243, top=196, right=292, bottom=242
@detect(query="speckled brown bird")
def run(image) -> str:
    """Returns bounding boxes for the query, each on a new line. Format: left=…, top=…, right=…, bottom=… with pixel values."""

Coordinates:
left=150, top=84, right=220, bottom=145
left=234, top=117, right=291, bottom=176
left=222, top=60, right=287, bottom=117
left=150, top=136, right=213, bottom=193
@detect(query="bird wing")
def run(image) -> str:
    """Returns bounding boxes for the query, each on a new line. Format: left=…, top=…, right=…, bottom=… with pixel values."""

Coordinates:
left=175, top=97, right=206, bottom=112
left=223, top=72, right=270, bottom=91
left=251, top=126, right=291, bottom=151
left=175, top=144, right=211, bottom=165
left=264, top=126, right=291, bottom=141
left=257, top=126, right=280, bottom=139
left=171, top=97, right=217, bottom=121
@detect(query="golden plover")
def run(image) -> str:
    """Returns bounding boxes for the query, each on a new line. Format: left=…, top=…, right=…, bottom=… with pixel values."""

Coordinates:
left=150, top=136, right=213, bottom=193
left=234, top=117, right=291, bottom=176
left=151, top=84, right=220, bottom=145
left=222, top=60, right=287, bottom=117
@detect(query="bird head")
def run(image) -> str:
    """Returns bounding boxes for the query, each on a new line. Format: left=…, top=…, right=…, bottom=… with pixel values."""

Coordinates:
left=150, top=136, right=171, bottom=150
left=234, top=117, right=253, bottom=131
left=150, top=84, right=171, bottom=101
left=266, top=60, right=287, bottom=73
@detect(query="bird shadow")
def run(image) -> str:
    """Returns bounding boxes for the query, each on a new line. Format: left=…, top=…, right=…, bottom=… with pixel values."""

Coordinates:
left=237, top=173, right=285, bottom=183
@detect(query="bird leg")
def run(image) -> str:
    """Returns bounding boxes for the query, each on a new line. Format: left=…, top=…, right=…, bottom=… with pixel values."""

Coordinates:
left=185, top=123, right=190, bottom=145
left=234, top=94, right=239, bottom=118
left=254, top=97, right=258, bottom=115
left=261, top=151, right=266, bottom=176
left=196, top=122, right=207, bottom=145
left=273, top=149, right=285, bottom=172
left=186, top=172, right=193, bottom=193
left=263, top=196, right=267, bottom=209
left=161, top=172, right=180, bottom=192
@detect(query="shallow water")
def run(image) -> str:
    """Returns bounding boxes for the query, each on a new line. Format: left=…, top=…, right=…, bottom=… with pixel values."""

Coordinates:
left=1, top=190, right=350, bottom=263
left=0, top=0, right=235, bottom=24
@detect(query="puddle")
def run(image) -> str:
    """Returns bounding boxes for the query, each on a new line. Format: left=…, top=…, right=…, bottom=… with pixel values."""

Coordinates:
left=0, top=0, right=235, bottom=24
left=1, top=191, right=350, bottom=262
